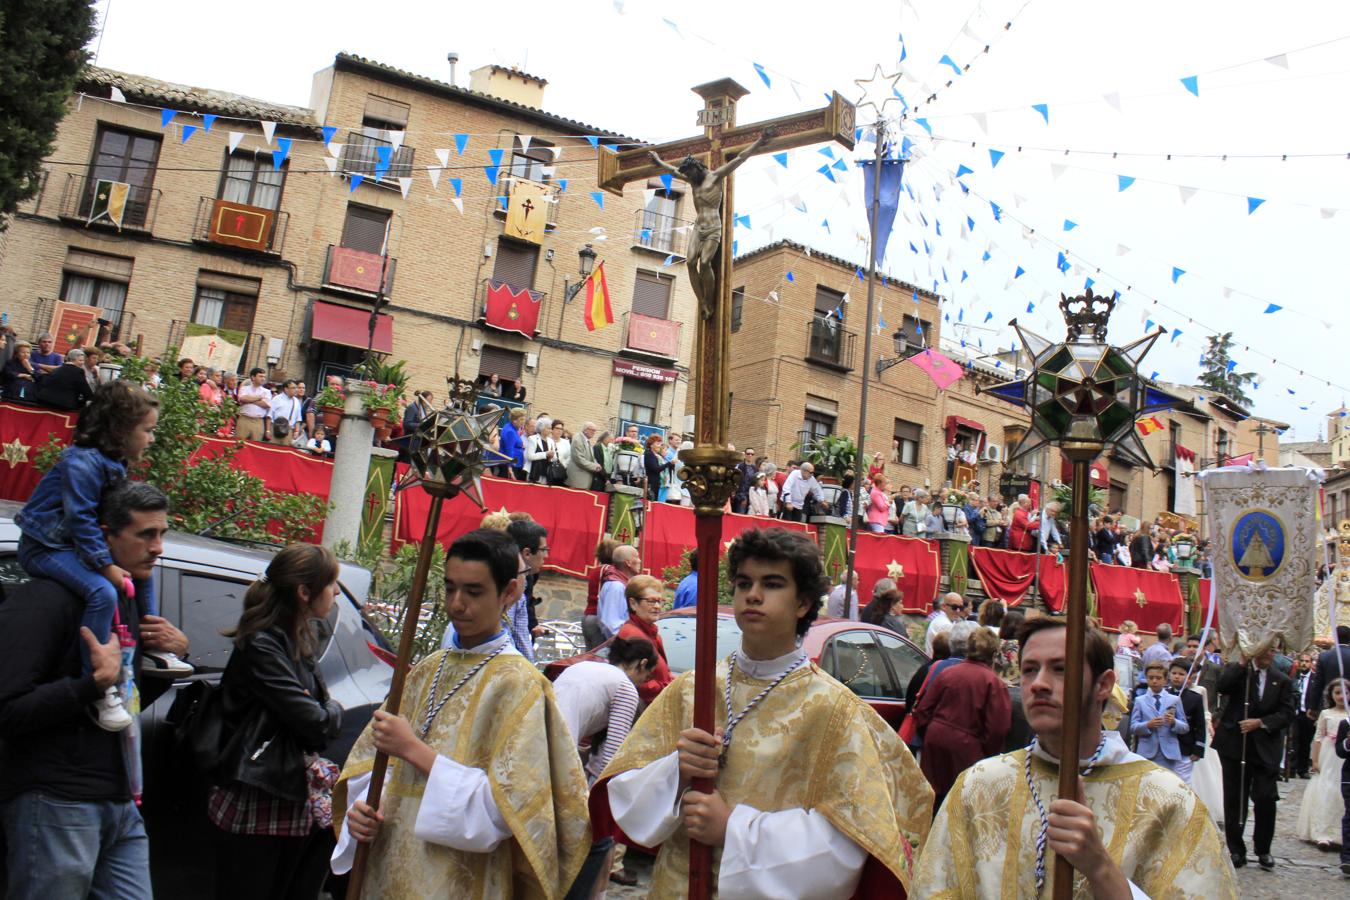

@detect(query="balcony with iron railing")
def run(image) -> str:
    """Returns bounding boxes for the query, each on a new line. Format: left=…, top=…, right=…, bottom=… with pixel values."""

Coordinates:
left=475, top=278, right=547, bottom=333
left=29, top=297, right=137, bottom=346
left=621, top=311, right=683, bottom=361
left=165, top=320, right=268, bottom=374
left=631, top=209, right=690, bottom=258
left=339, top=133, right=415, bottom=188
left=805, top=315, right=856, bottom=371
left=57, top=173, right=161, bottom=233
left=193, top=196, right=289, bottom=255
left=323, top=245, right=396, bottom=297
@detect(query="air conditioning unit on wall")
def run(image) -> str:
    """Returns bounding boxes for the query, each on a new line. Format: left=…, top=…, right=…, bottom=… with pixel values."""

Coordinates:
left=982, top=443, right=1003, bottom=463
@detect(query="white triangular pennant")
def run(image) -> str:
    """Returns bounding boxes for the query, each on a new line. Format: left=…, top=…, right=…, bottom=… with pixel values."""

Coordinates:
left=451, top=198, right=464, bottom=214
left=1320, top=208, right=1337, bottom=219
left=388, top=130, right=405, bottom=153
left=426, top=165, right=441, bottom=189
left=260, top=121, right=276, bottom=145
left=328, top=142, right=344, bottom=159
left=1178, top=185, right=1197, bottom=204
left=1116, top=244, right=1130, bottom=256
left=970, top=112, right=988, bottom=134
left=643, top=187, right=656, bottom=206
left=1265, top=53, right=1288, bottom=69
left=549, top=145, right=563, bottom=159
left=398, top=177, right=412, bottom=199
left=540, top=166, right=556, bottom=178
left=1050, top=163, right=1067, bottom=180
left=1102, top=92, right=1122, bottom=112
left=227, top=131, right=245, bottom=153
left=1221, top=287, right=1234, bottom=299
left=322, top=156, right=338, bottom=175
left=109, top=87, right=126, bottom=103
left=435, top=148, right=450, bottom=167
left=1013, top=193, right=1028, bottom=208
left=518, top=134, right=532, bottom=153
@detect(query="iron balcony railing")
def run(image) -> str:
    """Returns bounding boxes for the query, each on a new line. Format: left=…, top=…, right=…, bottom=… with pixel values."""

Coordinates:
left=806, top=316, right=856, bottom=371
left=475, top=278, right=547, bottom=329
left=323, top=245, right=397, bottom=297
left=57, top=173, right=161, bottom=232
left=632, top=208, right=689, bottom=257
left=339, top=133, right=415, bottom=186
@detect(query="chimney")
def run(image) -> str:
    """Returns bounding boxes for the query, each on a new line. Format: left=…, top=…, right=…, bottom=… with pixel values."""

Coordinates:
left=446, top=52, right=459, bottom=86
left=468, top=64, right=547, bottom=109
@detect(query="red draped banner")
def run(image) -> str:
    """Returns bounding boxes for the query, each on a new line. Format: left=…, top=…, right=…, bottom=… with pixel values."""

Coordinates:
left=392, top=472, right=609, bottom=577
left=852, top=532, right=942, bottom=614
left=192, top=438, right=334, bottom=541
left=1090, top=564, right=1184, bottom=632
left=969, top=547, right=1067, bottom=611
left=1198, top=578, right=1219, bottom=637
left=0, top=403, right=78, bottom=501
left=641, top=503, right=813, bottom=581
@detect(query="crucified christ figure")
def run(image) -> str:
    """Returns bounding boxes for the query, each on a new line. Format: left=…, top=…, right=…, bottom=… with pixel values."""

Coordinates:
left=648, top=127, right=774, bottom=320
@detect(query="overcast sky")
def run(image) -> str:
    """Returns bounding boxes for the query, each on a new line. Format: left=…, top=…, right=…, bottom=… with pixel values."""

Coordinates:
left=88, top=0, right=1350, bottom=442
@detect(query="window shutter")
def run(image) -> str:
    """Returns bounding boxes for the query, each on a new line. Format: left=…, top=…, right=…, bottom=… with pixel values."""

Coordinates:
left=196, top=271, right=260, bottom=296
left=363, top=96, right=410, bottom=128
left=632, top=270, right=672, bottom=318
left=64, top=249, right=133, bottom=283
left=620, top=377, right=661, bottom=408
left=478, top=345, right=524, bottom=381
left=492, top=240, right=538, bottom=290
left=341, top=205, right=390, bottom=254
left=894, top=419, right=922, bottom=442
left=815, top=286, right=843, bottom=318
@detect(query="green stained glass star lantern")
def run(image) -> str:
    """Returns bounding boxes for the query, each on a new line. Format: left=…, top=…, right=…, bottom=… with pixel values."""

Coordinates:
left=404, top=405, right=503, bottom=508
left=984, top=289, right=1178, bottom=466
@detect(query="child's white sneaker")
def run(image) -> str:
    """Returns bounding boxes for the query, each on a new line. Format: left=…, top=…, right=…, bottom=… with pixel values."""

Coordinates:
left=141, top=650, right=193, bottom=677
left=93, top=686, right=133, bottom=732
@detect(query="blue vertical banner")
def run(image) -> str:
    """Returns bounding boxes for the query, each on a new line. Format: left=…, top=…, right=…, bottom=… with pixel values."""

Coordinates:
left=859, top=157, right=906, bottom=268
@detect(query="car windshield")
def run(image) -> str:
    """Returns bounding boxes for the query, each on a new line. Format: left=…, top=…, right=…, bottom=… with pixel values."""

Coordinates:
left=657, top=615, right=743, bottom=674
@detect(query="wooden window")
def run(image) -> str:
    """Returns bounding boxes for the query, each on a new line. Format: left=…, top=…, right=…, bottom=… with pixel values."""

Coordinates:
left=220, top=151, right=285, bottom=209
left=509, top=136, right=553, bottom=183
left=620, top=377, right=661, bottom=425
left=640, top=191, right=679, bottom=252
left=814, top=285, right=845, bottom=320
left=802, top=409, right=835, bottom=447
left=86, top=125, right=161, bottom=227
left=341, top=204, right=390, bottom=254
left=632, top=270, right=673, bottom=319
left=900, top=314, right=930, bottom=351
left=731, top=287, right=744, bottom=333
left=193, top=272, right=260, bottom=335
left=492, top=238, right=539, bottom=290
left=894, top=418, right=922, bottom=466
left=478, top=345, right=524, bottom=381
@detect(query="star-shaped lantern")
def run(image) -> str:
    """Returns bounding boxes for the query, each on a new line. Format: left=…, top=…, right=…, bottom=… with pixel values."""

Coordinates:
left=983, top=289, right=1179, bottom=468
left=853, top=64, right=906, bottom=125
left=403, top=406, right=503, bottom=508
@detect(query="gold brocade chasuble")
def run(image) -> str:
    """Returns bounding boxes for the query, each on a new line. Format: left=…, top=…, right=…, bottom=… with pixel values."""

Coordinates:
left=334, top=650, right=591, bottom=900
left=601, top=661, right=934, bottom=897
left=910, top=749, right=1237, bottom=899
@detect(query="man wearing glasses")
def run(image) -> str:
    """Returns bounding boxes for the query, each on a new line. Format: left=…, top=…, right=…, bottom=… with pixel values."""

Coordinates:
left=731, top=447, right=757, bottom=514
left=926, top=592, right=968, bottom=656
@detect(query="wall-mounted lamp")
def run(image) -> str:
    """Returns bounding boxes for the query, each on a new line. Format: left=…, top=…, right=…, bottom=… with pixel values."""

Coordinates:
left=563, top=243, right=599, bottom=303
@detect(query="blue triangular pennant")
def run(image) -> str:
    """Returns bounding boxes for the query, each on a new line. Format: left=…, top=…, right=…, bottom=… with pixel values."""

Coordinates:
left=1263, top=303, right=1281, bottom=314
left=955, top=164, right=974, bottom=178
left=201, top=115, right=216, bottom=132
left=349, top=174, right=364, bottom=192
left=817, top=164, right=836, bottom=182
left=1014, top=266, right=1025, bottom=278
left=660, top=173, right=674, bottom=193
left=498, top=196, right=509, bottom=211
left=786, top=271, right=795, bottom=282
left=939, top=55, right=962, bottom=76
left=989, top=149, right=1004, bottom=168
left=915, top=118, right=932, bottom=135
left=322, top=126, right=337, bottom=145
left=180, top=125, right=197, bottom=143
left=454, top=134, right=469, bottom=155
left=585, top=136, right=600, bottom=148
left=960, top=271, right=968, bottom=282
left=966, top=216, right=975, bottom=231
left=449, top=178, right=462, bottom=197
left=1171, top=267, right=1185, bottom=283
left=160, top=109, right=177, bottom=128
left=1063, top=219, right=1077, bottom=231
left=1026, top=302, right=1035, bottom=313
left=1118, top=175, right=1135, bottom=191
left=990, top=201, right=1002, bottom=221
left=1180, top=75, right=1199, bottom=97
left=272, top=137, right=291, bottom=169
left=752, top=62, right=771, bottom=88
left=1247, top=197, right=1265, bottom=214
left=558, top=179, right=568, bottom=193
left=1085, top=277, right=1094, bottom=290
left=487, top=148, right=504, bottom=167
left=590, top=191, right=604, bottom=209
left=1032, top=103, right=1049, bottom=124
left=773, top=152, right=789, bottom=168
left=1170, top=328, right=1182, bottom=342
left=484, top=167, right=499, bottom=186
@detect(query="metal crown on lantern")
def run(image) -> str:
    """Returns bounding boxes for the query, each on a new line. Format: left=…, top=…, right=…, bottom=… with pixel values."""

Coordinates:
left=984, top=289, right=1178, bottom=464
left=403, top=376, right=503, bottom=506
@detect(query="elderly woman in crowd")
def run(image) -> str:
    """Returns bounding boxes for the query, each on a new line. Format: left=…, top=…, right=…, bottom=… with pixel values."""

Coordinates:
left=900, top=487, right=931, bottom=536
left=615, top=574, right=673, bottom=703
left=198, top=368, right=224, bottom=405
left=2, top=340, right=37, bottom=400
left=910, top=625, right=1012, bottom=810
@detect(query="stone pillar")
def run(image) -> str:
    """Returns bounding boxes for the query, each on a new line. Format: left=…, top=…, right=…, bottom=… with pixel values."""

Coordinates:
left=322, top=380, right=374, bottom=551
left=609, top=485, right=643, bottom=546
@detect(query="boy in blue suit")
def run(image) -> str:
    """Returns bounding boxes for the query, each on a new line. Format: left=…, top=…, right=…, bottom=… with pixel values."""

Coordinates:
left=1131, top=660, right=1190, bottom=779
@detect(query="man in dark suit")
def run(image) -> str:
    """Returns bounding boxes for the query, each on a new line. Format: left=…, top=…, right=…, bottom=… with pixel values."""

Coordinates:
left=1168, top=658, right=1207, bottom=784
left=34, top=348, right=93, bottom=410
left=1291, top=651, right=1317, bottom=777
left=1307, top=625, right=1350, bottom=715
left=1213, top=646, right=1296, bottom=871
left=1182, top=633, right=1222, bottom=714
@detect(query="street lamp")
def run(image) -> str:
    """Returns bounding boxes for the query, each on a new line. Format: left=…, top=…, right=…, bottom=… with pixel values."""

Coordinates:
left=563, top=243, right=599, bottom=302
left=983, top=288, right=1177, bottom=900
left=875, top=329, right=911, bottom=376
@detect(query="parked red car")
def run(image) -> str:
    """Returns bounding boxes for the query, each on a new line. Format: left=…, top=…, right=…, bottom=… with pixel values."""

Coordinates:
left=544, top=608, right=929, bottom=729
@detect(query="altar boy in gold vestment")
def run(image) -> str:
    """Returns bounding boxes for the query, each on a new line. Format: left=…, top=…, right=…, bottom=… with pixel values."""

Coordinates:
left=330, top=529, right=590, bottom=899
left=600, top=528, right=933, bottom=898
left=912, top=617, right=1236, bottom=899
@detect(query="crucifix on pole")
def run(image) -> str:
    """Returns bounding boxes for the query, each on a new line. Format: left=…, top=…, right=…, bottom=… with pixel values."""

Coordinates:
left=599, top=80, right=855, bottom=898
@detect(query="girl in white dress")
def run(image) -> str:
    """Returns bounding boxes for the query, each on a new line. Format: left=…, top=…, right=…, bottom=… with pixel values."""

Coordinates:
left=1188, top=675, right=1224, bottom=824
left=1296, top=678, right=1349, bottom=849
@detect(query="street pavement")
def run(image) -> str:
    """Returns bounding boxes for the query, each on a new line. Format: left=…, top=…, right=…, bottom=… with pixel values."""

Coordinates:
left=601, top=777, right=1347, bottom=897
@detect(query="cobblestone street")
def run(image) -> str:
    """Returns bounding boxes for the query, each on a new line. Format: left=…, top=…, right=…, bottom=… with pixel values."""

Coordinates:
left=600, top=777, right=1346, bottom=897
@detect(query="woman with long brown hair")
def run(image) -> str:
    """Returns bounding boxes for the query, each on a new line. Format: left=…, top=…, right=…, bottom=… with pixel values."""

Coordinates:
left=207, top=543, right=344, bottom=899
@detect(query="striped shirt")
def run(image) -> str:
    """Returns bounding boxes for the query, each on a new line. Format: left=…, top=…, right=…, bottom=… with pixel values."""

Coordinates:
left=551, top=660, right=641, bottom=783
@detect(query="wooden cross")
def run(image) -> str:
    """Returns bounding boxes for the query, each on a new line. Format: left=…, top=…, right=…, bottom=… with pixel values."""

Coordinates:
left=599, top=79, right=855, bottom=448
left=597, top=80, right=855, bottom=900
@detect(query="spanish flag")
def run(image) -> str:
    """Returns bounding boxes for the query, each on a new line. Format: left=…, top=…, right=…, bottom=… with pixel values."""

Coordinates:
left=583, top=261, right=614, bottom=331
left=1136, top=415, right=1165, bottom=436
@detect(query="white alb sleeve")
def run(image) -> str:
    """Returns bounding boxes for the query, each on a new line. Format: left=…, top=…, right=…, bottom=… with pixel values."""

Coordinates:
left=607, top=750, right=682, bottom=846
left=330, top=770, right=373, bottom=875
left=413, top=754, right=512, bottom=852
left=719, top=803, right=867, bottom=900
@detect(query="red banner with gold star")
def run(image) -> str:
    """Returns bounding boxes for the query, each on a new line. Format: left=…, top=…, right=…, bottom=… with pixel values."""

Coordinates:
left=852, top=531, right=941, bottom=614
left=0, top=403, right=78, bottom=502
left=1090, top=563, right=1183, bottom=632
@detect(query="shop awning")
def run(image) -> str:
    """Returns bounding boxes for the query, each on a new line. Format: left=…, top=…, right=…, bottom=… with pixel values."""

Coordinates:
left=310, top=301, right=393, bottom=354
left=944, top=415, right=985, bottom=446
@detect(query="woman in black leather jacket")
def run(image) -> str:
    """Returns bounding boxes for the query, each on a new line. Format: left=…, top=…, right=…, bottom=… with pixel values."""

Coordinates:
left=207, top=543, right=345, bottom=899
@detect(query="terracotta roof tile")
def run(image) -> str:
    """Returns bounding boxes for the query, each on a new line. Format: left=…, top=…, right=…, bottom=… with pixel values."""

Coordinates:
left=79, top=66, right=318, bottom=130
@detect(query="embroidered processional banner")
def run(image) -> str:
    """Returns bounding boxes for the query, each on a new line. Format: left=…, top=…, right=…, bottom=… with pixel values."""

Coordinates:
left=1199, top=465, right=1323, bottom=655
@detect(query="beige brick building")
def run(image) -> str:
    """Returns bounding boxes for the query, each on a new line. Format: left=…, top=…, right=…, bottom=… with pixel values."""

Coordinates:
left=0, top=55, right=700, bottom=438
